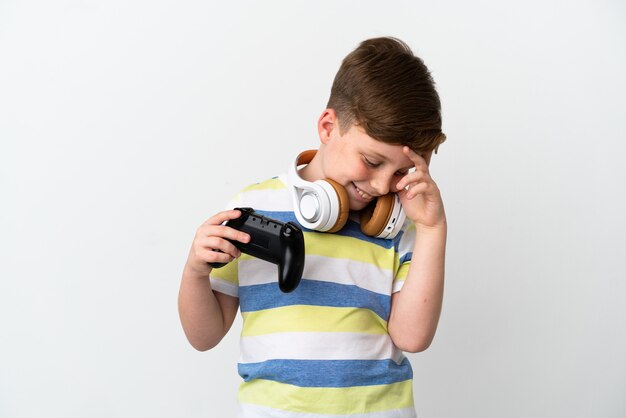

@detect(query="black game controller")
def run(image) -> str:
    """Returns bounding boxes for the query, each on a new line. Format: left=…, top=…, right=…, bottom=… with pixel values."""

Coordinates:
left=209, top=207, right=305, bottom=293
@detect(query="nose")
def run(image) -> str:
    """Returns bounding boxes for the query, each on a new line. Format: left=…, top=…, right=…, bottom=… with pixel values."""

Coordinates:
left=369, top=172, right=392, bottom=196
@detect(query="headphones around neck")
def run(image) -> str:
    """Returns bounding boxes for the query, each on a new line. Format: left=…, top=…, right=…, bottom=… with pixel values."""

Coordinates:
left=288, top=150, right=406, bottom=239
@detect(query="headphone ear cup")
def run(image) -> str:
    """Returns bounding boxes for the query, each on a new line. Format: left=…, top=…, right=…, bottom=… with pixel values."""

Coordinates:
left=324, top=179, right=350, bottom=233
left=360, top=194, right=395, bottom=237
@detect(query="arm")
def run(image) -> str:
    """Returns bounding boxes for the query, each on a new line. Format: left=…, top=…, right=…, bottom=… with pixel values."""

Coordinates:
left=387, top=147, right=447, bottom=353
left=388, top=223, right=446, bottom=353
left=178, top=266, right=239, bottom=351
left=178, top=209, right=249, bottom=351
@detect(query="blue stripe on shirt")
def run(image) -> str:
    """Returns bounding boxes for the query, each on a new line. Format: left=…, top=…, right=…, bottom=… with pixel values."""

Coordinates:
left=399, top=253, right=412, bottom=264
left=238, top=358, right=413, bottom=388
left=239, top=279, right=391, bottom=321
left=254, top=210, right=396, bottom=249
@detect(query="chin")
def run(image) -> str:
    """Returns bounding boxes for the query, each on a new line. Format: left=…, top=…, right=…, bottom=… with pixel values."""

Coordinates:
left=350, top=200, right=371, bottom=211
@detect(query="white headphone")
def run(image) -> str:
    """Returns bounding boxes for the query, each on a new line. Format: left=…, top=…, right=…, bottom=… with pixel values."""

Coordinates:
left=288, top=150, right=406, bottom=239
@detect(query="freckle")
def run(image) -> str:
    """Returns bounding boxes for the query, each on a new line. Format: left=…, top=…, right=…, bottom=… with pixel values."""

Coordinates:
left=423, top=298, right=428, bottom=303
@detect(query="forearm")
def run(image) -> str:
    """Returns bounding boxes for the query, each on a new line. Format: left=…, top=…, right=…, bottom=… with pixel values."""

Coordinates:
left=388, top=222, right=446, bottom=352
left=178, top=265, right=228, bottom=351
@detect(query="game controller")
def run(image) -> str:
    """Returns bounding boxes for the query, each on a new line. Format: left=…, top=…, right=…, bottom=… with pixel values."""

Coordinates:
left=209, top=207, right=305, bottom=293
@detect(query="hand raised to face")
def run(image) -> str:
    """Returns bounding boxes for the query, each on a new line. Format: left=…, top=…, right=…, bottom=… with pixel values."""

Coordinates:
left=395, top=147, right=446, bottom=229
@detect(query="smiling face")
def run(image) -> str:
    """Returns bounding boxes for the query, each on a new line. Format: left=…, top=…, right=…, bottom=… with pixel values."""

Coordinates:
left=299, top=110, right=418, bottom=211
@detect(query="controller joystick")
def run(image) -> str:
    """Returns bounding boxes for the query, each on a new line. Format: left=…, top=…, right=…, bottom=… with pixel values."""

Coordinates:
left=209, top=208, right=305, bottom=293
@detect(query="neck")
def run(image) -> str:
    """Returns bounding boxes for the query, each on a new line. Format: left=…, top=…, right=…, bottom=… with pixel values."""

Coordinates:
left=297, top=148, right=324, bottom=182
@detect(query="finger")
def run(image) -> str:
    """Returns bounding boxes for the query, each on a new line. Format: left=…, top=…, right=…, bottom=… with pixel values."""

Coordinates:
left=197, top=209, right=251, bottom=243
left=203, top=247, right=237, bottom=265
left=203, top=209, right=243, bottom=227
left=201, top=224, right=250, bottom=244
left=396, top=169, right=430, bottom=191
left=197, top=236, right=241, bottom=259
left=422, top=151, right=433, bottom=166
left=404, top=182, right=430, bottom=200
left=402, top=146, right=428, bottom=166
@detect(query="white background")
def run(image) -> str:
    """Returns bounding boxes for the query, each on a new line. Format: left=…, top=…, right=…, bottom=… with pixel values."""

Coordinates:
left=1, top=1, right=625, bottom=417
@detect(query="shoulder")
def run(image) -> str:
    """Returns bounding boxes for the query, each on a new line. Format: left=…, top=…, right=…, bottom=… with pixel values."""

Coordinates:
left=228, top=174, right=292, bottom=212
left=392, top=218, right=416, bottom=252
left=241, top=175, right=288, bottom=192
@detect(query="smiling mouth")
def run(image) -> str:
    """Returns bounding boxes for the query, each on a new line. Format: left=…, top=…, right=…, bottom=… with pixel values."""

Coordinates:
left=353, top=183, right=374, bottom=201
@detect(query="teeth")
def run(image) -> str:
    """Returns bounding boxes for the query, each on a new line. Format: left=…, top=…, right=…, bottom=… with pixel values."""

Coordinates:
left=355, top=186, right=372, bottom=200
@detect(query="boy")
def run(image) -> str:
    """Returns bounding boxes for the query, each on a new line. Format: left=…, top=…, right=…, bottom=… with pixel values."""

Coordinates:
left=179, top=37, right=447, bottom=417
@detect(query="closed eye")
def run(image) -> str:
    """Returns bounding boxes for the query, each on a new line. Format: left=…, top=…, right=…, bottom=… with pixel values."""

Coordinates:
left=363, top=156, right=381, bottom=168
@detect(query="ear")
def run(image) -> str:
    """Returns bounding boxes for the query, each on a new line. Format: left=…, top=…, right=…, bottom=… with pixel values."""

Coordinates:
left=317, top=109, right=338, bottom=145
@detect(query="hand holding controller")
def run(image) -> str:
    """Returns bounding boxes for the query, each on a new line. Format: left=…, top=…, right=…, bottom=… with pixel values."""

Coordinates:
left=209, top=208, right=305, bottom=293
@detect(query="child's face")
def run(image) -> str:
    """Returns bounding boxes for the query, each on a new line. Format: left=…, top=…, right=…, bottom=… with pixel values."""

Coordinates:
left=321, top=123, right=416, bottom=211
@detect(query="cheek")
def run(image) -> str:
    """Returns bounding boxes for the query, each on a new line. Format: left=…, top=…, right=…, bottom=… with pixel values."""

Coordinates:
left=347, top=158, right=370, bottom=178
left=329, top=159, right=369, bottom=182
left=343, top=167, right=370, bottom=184
left=351, top=165, right=370, bottom=179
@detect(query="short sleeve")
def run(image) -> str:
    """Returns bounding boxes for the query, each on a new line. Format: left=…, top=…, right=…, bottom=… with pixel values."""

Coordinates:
left=210, top=259, right=239, bottom=297
left=392, top=221, right=416, bottom=293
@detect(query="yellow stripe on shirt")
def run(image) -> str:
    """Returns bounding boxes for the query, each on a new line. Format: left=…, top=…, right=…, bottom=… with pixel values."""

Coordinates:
left=210, top=258, right=239, bottom=285
left=241, top=305, right=388, bottom=337
left=238, top=379, right=414, bottom=415
left=304, top=232, right=396, bottom=270
left=242, top=177, right=287, bottom=192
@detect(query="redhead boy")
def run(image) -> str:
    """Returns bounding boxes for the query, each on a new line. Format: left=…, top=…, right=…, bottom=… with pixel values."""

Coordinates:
left=179, top=37, right=447, bottom=417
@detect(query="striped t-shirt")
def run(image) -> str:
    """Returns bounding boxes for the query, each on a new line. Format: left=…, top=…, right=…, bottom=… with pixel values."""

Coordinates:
left=210, top=174, right=417, bottom=418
